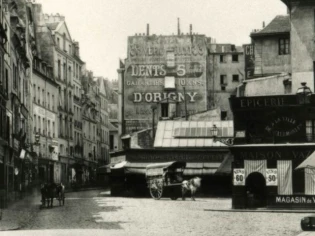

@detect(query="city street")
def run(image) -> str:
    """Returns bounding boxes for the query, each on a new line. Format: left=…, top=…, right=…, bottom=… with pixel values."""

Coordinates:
left=0, top=189, right=310, bottom=236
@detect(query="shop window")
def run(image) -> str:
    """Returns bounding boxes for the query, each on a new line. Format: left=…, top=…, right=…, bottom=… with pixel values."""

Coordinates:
left=232, top=54, right=239, bottom=62
left=279, top=38, right=290, bottom=55
left=293, top=160, right=305, bottom=194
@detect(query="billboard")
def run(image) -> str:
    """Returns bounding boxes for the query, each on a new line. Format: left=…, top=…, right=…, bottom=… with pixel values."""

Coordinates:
left=124, top=35, right=208, bottom=131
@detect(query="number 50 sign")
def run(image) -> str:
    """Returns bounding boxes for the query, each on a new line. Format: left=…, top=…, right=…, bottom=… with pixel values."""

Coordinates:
left=233, top=169, right=245, bottom=186
left=266, top=169, right=278, bottom=186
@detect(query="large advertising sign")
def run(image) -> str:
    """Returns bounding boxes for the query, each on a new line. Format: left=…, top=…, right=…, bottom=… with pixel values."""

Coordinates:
left=243, top=44, right=255, bottom=79
left=124, top=35, right=208, bottom=131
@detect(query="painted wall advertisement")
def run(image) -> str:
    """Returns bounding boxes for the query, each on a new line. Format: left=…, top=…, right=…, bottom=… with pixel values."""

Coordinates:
left=124, top=35, right=208, bottom=131
left=233, top=169, right=245, bottom=186
left=243, top=44, right=255, bottom=80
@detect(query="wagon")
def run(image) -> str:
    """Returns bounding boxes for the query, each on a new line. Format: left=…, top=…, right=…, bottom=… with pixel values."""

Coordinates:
left=146, top=161, right=186, bottom=200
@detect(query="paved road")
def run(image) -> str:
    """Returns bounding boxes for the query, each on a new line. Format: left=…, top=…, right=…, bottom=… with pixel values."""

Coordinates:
left=0, top=189, right=310, bottom=236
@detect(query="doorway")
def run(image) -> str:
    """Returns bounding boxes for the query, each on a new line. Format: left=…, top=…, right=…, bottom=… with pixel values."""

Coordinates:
left=245, top=172, right=267, bottom=208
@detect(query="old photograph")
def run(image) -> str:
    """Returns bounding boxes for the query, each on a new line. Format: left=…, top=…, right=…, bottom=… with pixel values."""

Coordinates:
left=0, top=0, right=314, bottom=235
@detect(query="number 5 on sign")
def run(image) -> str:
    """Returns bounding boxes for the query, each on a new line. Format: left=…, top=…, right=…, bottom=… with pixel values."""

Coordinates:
left=233, top=169, right=245, bottom=186
left=266, top=169, right=278, bottom=186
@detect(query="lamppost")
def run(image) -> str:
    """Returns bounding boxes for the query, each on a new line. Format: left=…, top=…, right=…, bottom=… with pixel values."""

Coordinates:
left=151, top=104, right=158, bottom=142
left=296, top=82, right=312, bottom=105
left=210, top=124, right=233, bottom=146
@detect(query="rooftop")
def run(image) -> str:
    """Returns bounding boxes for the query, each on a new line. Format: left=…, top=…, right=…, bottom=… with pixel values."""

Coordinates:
left=251, top=15, right=290, bottom=37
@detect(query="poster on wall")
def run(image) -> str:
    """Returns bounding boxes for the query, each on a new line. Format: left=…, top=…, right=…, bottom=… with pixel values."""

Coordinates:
left=233, top=169, right=245, bottom=186
left=266, top=169, right=278, bottom=186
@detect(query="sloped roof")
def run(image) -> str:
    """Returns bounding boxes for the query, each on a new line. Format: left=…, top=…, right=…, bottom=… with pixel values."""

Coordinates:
left=251, top=15, right=290, bottom=37
left=154, top=120, right=234, bottom=148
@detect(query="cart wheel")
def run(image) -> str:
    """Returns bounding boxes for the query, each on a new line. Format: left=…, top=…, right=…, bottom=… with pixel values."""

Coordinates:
left=149, top=179, right=163, bottom=200
left=170, top=196, right=178, bottom=200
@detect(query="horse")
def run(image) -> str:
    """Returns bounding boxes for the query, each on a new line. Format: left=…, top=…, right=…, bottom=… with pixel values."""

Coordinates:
left=181, top=177, right=202, bottom=201
left=40, top=182, right=65, bottom=208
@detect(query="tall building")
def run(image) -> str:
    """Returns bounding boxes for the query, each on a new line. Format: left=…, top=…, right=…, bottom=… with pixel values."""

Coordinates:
left=0, top=0, right=10, bottom=207
left=32, top=57, right=59, bottom=184
left=95, top=77, right=110, bottom=166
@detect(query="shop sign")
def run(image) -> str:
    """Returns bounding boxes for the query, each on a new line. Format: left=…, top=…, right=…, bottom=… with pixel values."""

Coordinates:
left=265, top=116, right=302, bottom=137
left=33, top=104, right=56, bottom=121
left=233, top=169, right=245, bottom=186
left=266, top=169, right=277, bottom=186
left=273, top=195, right=315, bottom=204
left=127, top=151, right=226, bottom=163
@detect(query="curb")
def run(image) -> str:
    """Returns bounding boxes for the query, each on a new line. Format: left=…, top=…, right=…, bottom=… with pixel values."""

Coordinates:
left=204, top=208, right=315, bottom=214
left=65, top=187, right=106, bottom=193
left=0, top=223, right=21, bottom=231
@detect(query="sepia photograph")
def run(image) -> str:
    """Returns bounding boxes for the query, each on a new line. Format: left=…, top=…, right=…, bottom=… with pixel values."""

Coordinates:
left=0, top=0, right=314, bottom=235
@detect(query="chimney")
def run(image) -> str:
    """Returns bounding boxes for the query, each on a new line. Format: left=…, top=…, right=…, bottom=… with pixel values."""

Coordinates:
left=262, top=21, right=265, bottom=28
left=147, top=24, right=149, bottom=36
left=190, top=24, right=192, bottom=35
left=177, top=18, right=180, bottom=36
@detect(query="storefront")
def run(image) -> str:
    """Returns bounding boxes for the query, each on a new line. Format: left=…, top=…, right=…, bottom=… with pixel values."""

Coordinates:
left=230, top=93, right=315, bottom=209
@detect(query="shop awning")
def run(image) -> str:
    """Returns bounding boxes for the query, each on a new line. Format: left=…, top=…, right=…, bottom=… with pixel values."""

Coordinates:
left=215, top=153, right=234, bottom=175
left=124, top=162, right=222, bottom=176
left=296, top=151, right=315, bottom=170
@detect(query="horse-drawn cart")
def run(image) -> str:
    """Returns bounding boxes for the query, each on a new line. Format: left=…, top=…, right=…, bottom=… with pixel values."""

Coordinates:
left=40, top=183, right=65, bottom=208
left=146, top=161, right=186, bottom=200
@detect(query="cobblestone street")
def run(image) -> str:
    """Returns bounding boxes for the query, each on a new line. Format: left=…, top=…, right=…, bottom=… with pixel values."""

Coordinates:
left=0, top=189, right=311, bottom=235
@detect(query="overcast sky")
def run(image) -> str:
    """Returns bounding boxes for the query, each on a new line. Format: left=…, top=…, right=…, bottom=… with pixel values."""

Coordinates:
left=36, top=0, right=287, bottom=80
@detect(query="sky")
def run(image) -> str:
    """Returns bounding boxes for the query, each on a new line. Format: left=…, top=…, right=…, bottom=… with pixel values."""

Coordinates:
left=36, top=0, right=287, bottom=80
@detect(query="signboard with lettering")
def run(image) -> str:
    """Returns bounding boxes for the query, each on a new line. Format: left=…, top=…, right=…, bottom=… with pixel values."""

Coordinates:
left=243, top=44, right=255, bottom=79
left=268, top=195, right=315, bottom=208
left=127, top=149, right=227, bottom=163
left=124, top=35, right=208, bottom=131
left=233, top=169, right=245, bottom=186
left=266, top=169, right=277, bottom=186
left=33, top=104, right=56, bottom=121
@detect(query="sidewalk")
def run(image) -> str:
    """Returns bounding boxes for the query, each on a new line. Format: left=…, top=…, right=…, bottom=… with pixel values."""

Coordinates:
left=0, top=186, right=106, bottom=231
left=0, top=191, right=41, bottom=231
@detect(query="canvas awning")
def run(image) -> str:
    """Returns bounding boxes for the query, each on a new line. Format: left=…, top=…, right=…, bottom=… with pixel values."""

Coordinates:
left=124, top=162, right=221, bottom=176
left=296, top=151, right=315, bottom=170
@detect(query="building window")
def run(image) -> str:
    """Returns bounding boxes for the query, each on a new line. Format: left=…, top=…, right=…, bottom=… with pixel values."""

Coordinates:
left=57, top=37, right=60, bottom=48
left=221, top=111, right=227, bottom=120
left=220, top=75, right=227, bottom=85
left=279, top=38, right=290, bottom=55
left=232, top=54, right=239, bottom=62
left=219, top=55, right=225, bottom=63
left=57, top=60, right=61, bottom=79
left=161, top=103, right=168, bottom=118
left=232, top=74, right=239, bottom=82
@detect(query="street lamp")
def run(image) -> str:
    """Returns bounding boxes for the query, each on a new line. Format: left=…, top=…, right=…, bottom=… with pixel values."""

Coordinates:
left=297, top=82, right=312, bottom=105
left=151, top=104, right=158, bottom=141
left=210, top=124, right=233, bottom=146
